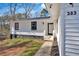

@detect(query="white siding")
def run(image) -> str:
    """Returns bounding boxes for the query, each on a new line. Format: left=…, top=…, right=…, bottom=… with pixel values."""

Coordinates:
left=60, top=3, right=79, bottom=56
left=10, top=18, right=52, bottom=36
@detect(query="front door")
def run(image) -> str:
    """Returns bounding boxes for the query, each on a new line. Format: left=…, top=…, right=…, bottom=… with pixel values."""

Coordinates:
left=48, top=23, right=53, bottom=35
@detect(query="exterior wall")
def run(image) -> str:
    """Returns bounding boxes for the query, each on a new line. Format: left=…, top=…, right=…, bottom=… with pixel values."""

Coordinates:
left=46, top=3, right=79, bottom=56
left=45, top=3, right=61, bottom=55
left=58, top=3, right=79, bottom=56
left=10, top=18, right=53, bottom=37
left=45, top=3, right=60, bottom=40
left=58, top=3, right=65, bottom=56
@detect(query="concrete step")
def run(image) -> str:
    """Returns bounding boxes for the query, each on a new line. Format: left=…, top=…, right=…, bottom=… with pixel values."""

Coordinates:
left=44, top=36, right=53, bottom=41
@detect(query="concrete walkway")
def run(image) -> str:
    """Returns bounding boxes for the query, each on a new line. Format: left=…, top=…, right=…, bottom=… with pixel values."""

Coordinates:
left=35, top=40, right=53, bottom=56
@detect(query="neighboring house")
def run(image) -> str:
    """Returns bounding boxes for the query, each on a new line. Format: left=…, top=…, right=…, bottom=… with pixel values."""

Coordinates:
left=9, top=4, right=59, bottom=41
left=10, top=16, right=54, bottom=40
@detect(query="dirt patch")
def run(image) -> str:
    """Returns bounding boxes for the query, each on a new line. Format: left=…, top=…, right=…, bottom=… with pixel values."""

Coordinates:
left=0, top=41, right=33, bottom=56
left=0, top=42, right=29, bottom=56
left=0, top=47, right=23, bottom=56
left=0, top=40, right=43, bottom=56
left=0, top=38, right=44, bottom=56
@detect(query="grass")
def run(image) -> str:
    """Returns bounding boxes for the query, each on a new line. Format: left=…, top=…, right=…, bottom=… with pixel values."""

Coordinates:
left=0, top=38, right=44, bottom=56
left=21, top=47, right=39, bottom=56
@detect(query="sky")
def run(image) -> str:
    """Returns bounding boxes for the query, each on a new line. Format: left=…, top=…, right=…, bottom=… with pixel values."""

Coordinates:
left=0, top=3, right=46, bottom=17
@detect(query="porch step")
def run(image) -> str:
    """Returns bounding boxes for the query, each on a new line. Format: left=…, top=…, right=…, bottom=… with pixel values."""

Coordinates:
left=44, top=36, right=53, bottom=41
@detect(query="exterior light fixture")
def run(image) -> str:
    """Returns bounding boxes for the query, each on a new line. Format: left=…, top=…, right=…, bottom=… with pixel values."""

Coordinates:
left=69, top=3, right=73, bottom=7
left=50, top=4, right=52, bottom=8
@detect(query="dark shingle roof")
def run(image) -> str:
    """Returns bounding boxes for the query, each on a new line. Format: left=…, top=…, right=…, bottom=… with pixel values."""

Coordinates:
left=27, top=16, right=50, bottom=20
left=16, top=16, right=50, bottom=20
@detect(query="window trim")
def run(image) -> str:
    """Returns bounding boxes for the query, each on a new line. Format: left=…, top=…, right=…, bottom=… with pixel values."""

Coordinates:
left=15, top=22, right=19, bottom=30
left=31, top=21, right=37, bottom=30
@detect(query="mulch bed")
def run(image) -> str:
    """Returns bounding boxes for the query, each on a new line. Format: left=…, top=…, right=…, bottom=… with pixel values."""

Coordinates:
left=51, top=38, right=59, bottom=56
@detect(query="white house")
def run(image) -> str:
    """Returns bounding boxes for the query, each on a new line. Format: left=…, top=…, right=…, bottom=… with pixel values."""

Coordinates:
left=10, top=16, right=54, bottom=40
left=46, top=3, right=79, bottom=56
left=58, top=3, right=79, bottom=56
left=10, top=4, right=60, bottom=41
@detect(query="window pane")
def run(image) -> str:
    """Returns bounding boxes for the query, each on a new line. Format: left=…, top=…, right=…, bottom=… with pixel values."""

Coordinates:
left=15, top=23, right=19, bottom=30
left=31, top=21, right=37, bottom=30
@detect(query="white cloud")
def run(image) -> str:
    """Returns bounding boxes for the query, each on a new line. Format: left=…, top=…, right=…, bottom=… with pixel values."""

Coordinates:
left=41, top=3, right=46, bottom=9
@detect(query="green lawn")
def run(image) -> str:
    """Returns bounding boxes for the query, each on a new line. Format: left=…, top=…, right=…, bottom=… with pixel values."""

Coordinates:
left=0, top=38, right=44, bottom=56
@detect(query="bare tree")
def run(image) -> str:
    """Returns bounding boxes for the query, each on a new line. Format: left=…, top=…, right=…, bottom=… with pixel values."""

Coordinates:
left=8, top=3, right=36, bottom=19
left=9, top=3, right=17, bottom=21
left=22, top=3, right=35, bottom=18
left=0, top=3, right=18, bottom=33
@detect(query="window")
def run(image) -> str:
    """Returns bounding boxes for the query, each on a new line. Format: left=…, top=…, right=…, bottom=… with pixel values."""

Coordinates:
left=15, top=22, right=19, bottom=30
left=31, top=21, right=37, bottom=30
